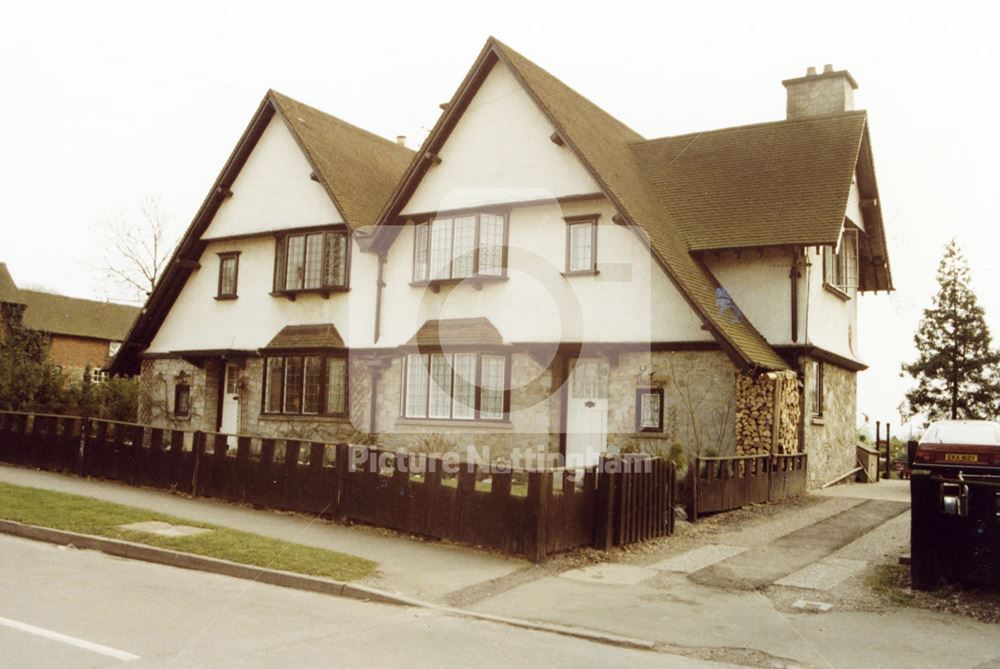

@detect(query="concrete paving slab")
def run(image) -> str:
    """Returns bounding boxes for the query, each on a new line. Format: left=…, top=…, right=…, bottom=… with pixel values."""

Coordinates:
left=559, top=563, right=658, bottom=586
left=775, top=557, right=868, bottom=591
left=691, top=499, right=909, bottom=590
left=814, top=478, right=910, bottom=503
left=117, top=521, right=211, bottom=538
left=650, top=545, right=749, bottom=573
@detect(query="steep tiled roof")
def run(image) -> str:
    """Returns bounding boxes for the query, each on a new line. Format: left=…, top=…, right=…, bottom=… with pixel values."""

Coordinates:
left=406, top=318, right=505, bottom=348
left=0, top=263, right=22, bottom=305
left=263, top=324, right=345, bottom=350
left=633, top=112, right=867, bottom=251
left=491, top=40, right=789, bottom=371
left=19, top=290, right=138, bottom=341
left=270, top=91, right=415, bottom=229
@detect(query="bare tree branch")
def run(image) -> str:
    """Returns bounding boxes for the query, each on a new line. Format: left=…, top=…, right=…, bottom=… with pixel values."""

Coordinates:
left=94, top=197, right=177, bottom=304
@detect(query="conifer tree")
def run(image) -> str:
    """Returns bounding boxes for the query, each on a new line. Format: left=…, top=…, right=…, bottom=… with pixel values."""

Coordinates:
left=904, top=240, right=1000, bottom=422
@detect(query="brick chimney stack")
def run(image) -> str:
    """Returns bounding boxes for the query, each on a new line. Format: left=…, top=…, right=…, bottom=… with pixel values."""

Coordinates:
left=781, top=64, right=858, bottom=119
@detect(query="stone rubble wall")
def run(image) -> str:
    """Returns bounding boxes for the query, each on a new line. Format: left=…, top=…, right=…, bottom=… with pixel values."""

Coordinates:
left=802, top=358, right=857, bottom=487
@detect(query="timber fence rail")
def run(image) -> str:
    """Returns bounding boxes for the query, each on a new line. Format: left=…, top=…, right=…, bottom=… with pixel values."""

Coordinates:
left=688, top=452, right=808, bottom=521
left=0, top=411, right=676, bottom=561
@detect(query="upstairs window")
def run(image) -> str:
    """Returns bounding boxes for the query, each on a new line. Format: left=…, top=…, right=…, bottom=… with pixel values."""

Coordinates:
left=412, top=213, right=506, bottom=283
left=565, top=215, right=598, bottom=274
left=217, top=252, right=240, bottom=299
left=273, top=229, right=349, bottom=296
left=402, top=352, right=508, bottom=421
left=823, top=227, right=858, bottom=294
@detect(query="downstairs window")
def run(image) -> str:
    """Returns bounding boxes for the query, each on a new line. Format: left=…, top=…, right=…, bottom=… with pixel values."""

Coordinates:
left=263, top=354, right=348, bottom=417
left=402, top=352, right=508, bottom=421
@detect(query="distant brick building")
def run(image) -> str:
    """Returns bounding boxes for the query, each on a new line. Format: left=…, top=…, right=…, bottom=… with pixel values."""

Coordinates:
left=0, top=263, right=139, bottom=382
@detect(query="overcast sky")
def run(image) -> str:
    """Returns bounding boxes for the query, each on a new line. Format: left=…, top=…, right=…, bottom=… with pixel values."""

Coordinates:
left=2, top=1, right=998, bottom=436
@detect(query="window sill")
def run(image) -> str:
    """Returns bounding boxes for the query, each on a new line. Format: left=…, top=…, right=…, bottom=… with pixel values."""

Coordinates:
left=410, top=275, right=508, bottom=293
left=811, top=416, right=826, bottom=426
left=822, top=283, right=851, bottom=301
left=214, top=295, right=238, bottom=301
left=258, top=413, right=351, bottom=423
left=270, top=287, right=350, bottom=301
left=562, top=269, right=599, bottom=277
left=395, top=417, right=512, bottom=430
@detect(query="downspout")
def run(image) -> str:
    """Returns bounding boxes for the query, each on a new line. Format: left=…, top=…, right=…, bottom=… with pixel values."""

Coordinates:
left=370, top=249, right=387, bottom=435
left=373, top=249, right=386, bottom=344
left=790, top=247, right=802, bottom=343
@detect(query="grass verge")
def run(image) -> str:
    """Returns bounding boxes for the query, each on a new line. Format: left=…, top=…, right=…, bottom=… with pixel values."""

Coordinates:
left=0, top=482, right=375, bottom=581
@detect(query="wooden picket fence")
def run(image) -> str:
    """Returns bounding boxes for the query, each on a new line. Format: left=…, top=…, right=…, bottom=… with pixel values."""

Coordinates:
left=0, top=411, right=676, bottom=561
left=688, top=452, right=808, bottom=521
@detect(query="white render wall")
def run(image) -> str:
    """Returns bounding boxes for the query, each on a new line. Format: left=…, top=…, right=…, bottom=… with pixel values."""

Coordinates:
left=803, top=245, right=860, bottom=362
left=201, top=116, right=344, bottom=240
left=377, top=197, right=711, bottom=347
left=145, top=235, right=379, bottom=352
left=400, top=61, right=601, bottom=216
left=704, top=247, right=797, bottom=346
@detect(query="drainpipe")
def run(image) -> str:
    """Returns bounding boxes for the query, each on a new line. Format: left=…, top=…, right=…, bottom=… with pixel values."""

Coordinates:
left=373, top=250, right=386, bottom=344
left=790, top=247, right=802, bottom=343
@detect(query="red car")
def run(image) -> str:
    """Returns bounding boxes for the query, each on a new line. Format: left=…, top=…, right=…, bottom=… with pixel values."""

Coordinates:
left=913, top=420, right=1000, bottom=474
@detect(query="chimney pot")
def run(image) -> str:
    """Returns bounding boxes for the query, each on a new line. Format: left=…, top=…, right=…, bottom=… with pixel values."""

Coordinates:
left=806, top=66, right=817, bottom=76
left=823, top=64, right=834, bottom=73
left=396, top=135, right=406, bottom=147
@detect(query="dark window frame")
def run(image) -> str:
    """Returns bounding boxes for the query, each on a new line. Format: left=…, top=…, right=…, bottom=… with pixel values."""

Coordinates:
left=812, top=361, right=824, bottom=418
left=216, top=252, right=240, bottom=300
left=400, top=350, right=511, bottom=422
left=174, top=383, right=191, bottom=418
left=260, top=352, right=349, bottom=418
left=563, top=214, right=599, bottom=276
left=411, top=212, right=509, bottom=285
left=635, top=387, right=664, bottom=432
left=271, top=226, right=351, bottom=299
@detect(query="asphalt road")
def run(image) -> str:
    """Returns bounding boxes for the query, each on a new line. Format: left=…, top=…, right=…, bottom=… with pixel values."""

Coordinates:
left=0, top=534, right=733, bottom=668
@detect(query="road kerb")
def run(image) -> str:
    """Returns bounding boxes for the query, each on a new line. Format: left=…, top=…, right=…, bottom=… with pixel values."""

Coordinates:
left=0, top=519, right=655, bottom=651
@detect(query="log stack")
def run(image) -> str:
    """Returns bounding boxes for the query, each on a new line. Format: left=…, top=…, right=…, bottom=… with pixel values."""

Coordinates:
left=735, top=370, right=800, bottom=455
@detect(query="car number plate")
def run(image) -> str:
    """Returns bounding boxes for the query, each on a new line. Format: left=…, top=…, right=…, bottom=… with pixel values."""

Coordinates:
left=944, top=453, right=979, bottom=462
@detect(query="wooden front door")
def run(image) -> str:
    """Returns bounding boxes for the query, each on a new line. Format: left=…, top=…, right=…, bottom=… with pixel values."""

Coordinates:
left=219, top=363, right=240, bottom=436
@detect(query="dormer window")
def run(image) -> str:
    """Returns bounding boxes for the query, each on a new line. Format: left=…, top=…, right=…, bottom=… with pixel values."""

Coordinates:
left=272, top=228, right=349, bottom=298
left=823, top=227, right=858, bottom=296
left=412, top=213, right=506, bottom=284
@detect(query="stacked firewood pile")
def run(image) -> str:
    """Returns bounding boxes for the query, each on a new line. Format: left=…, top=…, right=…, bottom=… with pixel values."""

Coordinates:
left=735, top=370, right=799, bottom=455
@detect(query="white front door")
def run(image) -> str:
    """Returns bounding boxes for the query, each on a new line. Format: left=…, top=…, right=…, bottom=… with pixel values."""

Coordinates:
left=219, top=363, right=240, bottom=436
left=565, top=359, right=608, bottom=468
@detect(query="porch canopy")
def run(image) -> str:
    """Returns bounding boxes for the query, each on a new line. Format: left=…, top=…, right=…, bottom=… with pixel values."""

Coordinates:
left=404, top=317, right=506, bottom=351
left=261, top=323, right=346, bottom=352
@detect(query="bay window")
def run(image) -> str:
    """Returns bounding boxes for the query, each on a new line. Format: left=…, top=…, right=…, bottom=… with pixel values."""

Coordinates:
left=273, top=229, right=349, bottom=296
left=823, top=227, right=858, bottom=294
left=412, top=213, right=506, bottom=283
left=402, top=352, right=508, bottom=421
left=263, top=354, right=348, bottom=417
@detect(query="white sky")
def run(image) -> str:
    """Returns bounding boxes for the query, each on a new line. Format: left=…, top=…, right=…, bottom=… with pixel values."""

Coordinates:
left=2, top=1, right=999, bottom=437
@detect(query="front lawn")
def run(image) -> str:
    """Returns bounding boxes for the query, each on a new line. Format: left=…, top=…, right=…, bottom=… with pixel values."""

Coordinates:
left=0, top=482, right=375, bottom=581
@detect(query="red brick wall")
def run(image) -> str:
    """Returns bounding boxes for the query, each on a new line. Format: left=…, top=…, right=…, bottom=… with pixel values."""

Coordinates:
left=49, top=335, right=111, bottom=376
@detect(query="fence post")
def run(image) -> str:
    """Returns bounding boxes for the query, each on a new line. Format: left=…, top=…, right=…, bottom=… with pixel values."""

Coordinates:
left=689, top=456, right=699, bottom=523
left=910, top=472, right=938, bottom=591
left=527, top=469, right=552, bottom=562
left=595, top=455, right=618, bottom=549
left=334, top=443, right=350, bottom=521
left=885, top=423, right=892, bottom=478
left=191, top=431, right=205, bottom=497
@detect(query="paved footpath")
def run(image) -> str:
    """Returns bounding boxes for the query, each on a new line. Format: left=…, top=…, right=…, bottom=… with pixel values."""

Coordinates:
left=0, top=465, right=523, bottom=601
